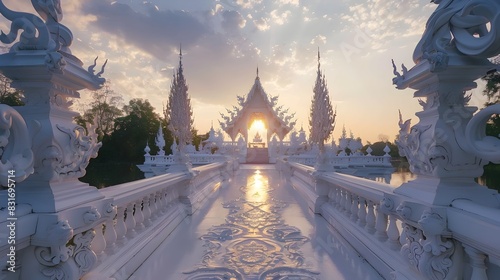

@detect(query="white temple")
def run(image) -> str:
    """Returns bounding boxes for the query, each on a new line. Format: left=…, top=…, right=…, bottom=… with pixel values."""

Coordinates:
left=219, top=69, right=296, bottom=163
left=1, top=1, right=500, bottom=280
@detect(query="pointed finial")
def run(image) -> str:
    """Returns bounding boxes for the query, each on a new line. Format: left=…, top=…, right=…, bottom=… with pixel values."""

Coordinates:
left=317, top=47, right=321, bottom=72
left=257, top=66, right=259, bottom=78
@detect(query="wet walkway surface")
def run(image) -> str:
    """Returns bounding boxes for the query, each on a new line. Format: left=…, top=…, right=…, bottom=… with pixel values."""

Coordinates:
left=131, top=164, right=383, bottom=280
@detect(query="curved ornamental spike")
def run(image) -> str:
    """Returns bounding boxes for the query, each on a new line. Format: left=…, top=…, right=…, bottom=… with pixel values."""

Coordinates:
left=0, top=1, right=53, bottom=51
left=0, top=105, right=34, bottom=183
left=465, top=104, right=500, bottom=163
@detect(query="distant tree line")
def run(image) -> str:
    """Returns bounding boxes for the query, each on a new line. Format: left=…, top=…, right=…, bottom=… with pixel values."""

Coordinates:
left=75, top=82, right=207, bottom=164
left=0, top=75, right=208, bottom=166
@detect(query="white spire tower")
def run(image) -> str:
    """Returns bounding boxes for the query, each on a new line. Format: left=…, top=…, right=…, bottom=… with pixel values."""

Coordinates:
left=309, top=48, right=336, bottom=153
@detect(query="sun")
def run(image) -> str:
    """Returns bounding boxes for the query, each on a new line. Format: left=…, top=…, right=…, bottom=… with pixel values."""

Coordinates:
left=251, top=120, right=265, bottom=130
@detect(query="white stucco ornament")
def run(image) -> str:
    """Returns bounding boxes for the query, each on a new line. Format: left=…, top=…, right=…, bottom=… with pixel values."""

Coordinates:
left=414, top=0, right=500, bottom=65
left=0, top=105, right=34, bottom=183
left=393, top=0, right=500, bottom=206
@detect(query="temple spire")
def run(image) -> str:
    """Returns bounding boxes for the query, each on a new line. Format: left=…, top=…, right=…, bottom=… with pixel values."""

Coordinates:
left=256, top=66, right=259, bottom=78
left=178, top=44, right=183, bottom=73
left=317, top=47, right=321, bottom=71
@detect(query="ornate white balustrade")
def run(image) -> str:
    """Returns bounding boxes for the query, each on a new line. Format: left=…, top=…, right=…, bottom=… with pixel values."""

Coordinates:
left=286, top=154, right=392, bottom=168
left=0, top=160, right=233, bottom=280
left=278, top=159, right=500, bottom=280
left=138, top=153, right=230, bottom=177
left=144, top=153, right=226, bottom=165
left=81, top=161, right=232, bottom=279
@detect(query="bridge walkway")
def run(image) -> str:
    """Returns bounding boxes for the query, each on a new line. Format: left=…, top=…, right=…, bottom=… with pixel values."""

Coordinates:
left=131, top=164, right=383, bottom=280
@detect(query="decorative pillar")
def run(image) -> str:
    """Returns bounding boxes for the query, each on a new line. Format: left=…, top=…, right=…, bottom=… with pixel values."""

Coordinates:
left=0, top=1, right=106, bottom=212
left=0, top=1, right=114, bottom=279
left=393, top=0, right=500, bottom=207
left=388, top=2, right=500, bottom=278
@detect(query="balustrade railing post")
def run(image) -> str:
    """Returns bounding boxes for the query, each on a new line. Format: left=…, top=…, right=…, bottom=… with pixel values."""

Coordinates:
left=386, top=215, right=400, bottom=250
left=126, top=203, right=137, bottom=238
left=142, top=196, right=152, bottom=226
left=357, top=197, right=367, bottom=227
left=350, top=195, right=359, bottom=222
left=334, top=187, right=341, bottom=207
left=338, top=189, right=345, bottom=211
left=464, top=245, right=488, bottom=280
left=160, top=190, right=167, bottom=212
left=104, top=217, right=117, bottom=253
left=375, top=204, right=388, bottom=241
left=365, top=200, right=376, bottom=234
left=345, top=192, right=352, bottom=216
left=150, top=193, right=159, bottom=219
left=134, top=199, right=145, bottom=230
left=92, top=224, right=107, bottom=255
left=115, top=206, right=127, bottom=242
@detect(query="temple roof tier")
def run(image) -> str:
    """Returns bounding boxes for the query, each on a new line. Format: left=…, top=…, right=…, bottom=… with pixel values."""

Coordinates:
left=220, top=70, right=296, bottom=142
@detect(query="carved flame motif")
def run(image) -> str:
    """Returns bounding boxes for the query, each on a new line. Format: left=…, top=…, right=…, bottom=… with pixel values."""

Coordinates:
left=185, top=171, right=319, bottom=279
left=53, top=123, right=102, bottom=179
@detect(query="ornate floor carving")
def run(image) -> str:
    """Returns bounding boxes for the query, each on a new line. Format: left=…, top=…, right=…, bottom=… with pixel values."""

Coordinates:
left=184, top=170, right=320, bottom=279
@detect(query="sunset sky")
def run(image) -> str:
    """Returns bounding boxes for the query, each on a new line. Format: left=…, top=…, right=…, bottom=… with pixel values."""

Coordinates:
left=0, top=0, right=490, bottom=144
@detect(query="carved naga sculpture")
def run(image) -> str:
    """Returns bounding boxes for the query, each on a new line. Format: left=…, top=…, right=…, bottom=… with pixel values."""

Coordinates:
left=394, top=0, right=500, bottom=182
left=414, top=0, right=500, bottom=65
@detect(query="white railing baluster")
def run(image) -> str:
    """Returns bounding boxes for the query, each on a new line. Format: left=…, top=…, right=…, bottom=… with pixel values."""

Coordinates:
left=464, top=245, right=488, bottom=280
left=338, top=189, right=345, bottom=211
left=125, top=203, right=137, bottom=238
left=142, top=196, right=152, bottom=226
left=375, top=204, right=388, bottom=241
left=150, top=193, right=159, bottom=219
left=345, top=191, right=352, bottom=216
left=115, top=206, right=127, bottom=242
left=135, top=198, right=145, bottom=230
left=387, top=214, right=400, bottom=249
left=366, top=200, right=376, bottom=234
left=104, top=218, right=117, bottom=253
left=92, top=224, right=106, bottom=255
left=358, top=197, right=367, bottom=227
left=350, top=194, right=359, bottom=222
left=335, top=187, right=341, bottom=207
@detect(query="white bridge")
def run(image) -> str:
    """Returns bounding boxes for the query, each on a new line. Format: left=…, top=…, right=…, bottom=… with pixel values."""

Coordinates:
left=2, top=0, right=500, bottom=279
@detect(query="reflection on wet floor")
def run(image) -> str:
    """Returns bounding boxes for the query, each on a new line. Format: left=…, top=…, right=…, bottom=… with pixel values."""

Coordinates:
left=130, top=165, right=384, bottom=280
left=185, top=168, right=320, bottom=279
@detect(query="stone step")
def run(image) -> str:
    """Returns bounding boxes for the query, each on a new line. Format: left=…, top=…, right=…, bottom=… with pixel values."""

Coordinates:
left=246, top=148, right=269, bottom=163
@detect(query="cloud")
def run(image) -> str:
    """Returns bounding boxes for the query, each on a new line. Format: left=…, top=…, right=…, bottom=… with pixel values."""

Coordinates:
left=234, top=0, right=264, bottom=9
left=278, top=0, right=300, bottom=7
left=270, top=9, right=292, bottom=25
left=81, top=1, right=210, bottom=59
left=253, top=17, right=270, bottom=31
left=221, top=10, right=246, bottom=35
left=340, top=0, right=434, bottom=51
left=310, top=35, right=327, bottom=45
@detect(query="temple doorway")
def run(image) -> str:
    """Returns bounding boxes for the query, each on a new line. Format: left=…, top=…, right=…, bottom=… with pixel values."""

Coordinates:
left=248, top=117, right=267, bottom=148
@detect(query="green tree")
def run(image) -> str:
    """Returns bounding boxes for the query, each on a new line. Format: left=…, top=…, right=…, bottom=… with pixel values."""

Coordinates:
left=482, top=71, right=500, bottom=137
left=0, top=73, right=24, bottom=106
left=98, top=99, right=162, bottom=163
left=75, top=81, right=123, bottom=140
